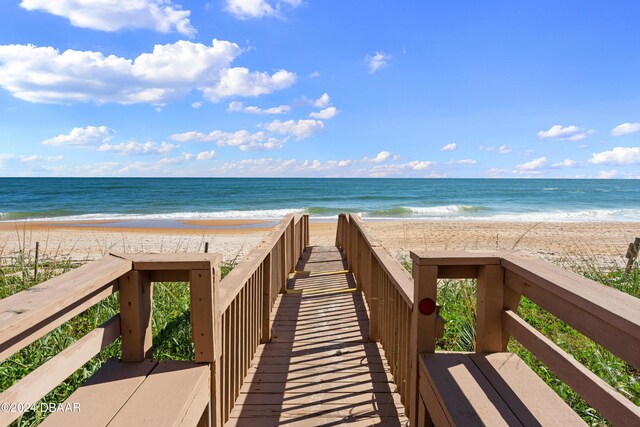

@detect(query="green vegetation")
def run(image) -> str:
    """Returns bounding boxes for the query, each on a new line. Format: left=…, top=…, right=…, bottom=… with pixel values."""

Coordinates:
left=0, top=252, right=234, bottom=426
left=402, top=257, right=639, bottom=426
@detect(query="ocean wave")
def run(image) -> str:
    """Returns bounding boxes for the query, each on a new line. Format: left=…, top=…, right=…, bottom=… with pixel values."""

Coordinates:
left=0, top=209, right=306, bottom=222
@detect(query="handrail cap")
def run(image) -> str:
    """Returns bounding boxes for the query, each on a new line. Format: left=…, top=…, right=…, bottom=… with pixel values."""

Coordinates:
left=410, top=251, right=502, bottom=266
left=111, top=253, right=222, bottom=270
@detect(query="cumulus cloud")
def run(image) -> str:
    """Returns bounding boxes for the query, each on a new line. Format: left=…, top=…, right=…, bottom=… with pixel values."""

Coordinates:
left=98, top=140, right=177, bottom=155
left=42, top=126, right=114, bottom=146
left=537, top=125, right=594, bottom=141
left=366, top=52, right=391, bottom=73
left=310, top=93, right=330, bottom=108
left=515, top=156, right=547, bottom=171
left=452, top=159, right=477, bottom=165
left=369, top=160, right=433, bottom=177
left=611, top=122, right=640, bottom=136
left=589, top=147, right=640, bottom=165
left=309, top=106, right=339, bottom=120
left=441, top=143, right=457, bottom=151
left=228, top=101, right=291, bottom=114
left=196, top=150, right=216, bottom=160
left=20, top=0, right=196, bottom=36
left=0, top=40, right=296, bottom=105
left=364, top=151, right=392, bottom=163
left=263, top=119, right=324, bottom=140
left=225, top=0, right=302, bottom=19
left=170, top=129, right=285, bottom=151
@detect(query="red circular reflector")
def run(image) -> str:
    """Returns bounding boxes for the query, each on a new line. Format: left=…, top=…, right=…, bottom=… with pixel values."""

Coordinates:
left=418, top=298, right=436, bottom=315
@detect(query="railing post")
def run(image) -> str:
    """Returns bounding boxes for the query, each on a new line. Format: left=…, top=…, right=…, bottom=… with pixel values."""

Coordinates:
left=279, top=235, right=287, bottom=293
left=261, top=253, right=272, bottom=343
left=189, top=264, right=222, bottom=426
left=289, top=220, right=295, bottom=273
left=119, top=270, right=153, bottom=362
left=476, top=264, right=505, bottom=352
left=408, top=253, right=438, bottom=426
left=502, top=270, right=524, bottom=350
left=369, top=252, right=380, bottom=341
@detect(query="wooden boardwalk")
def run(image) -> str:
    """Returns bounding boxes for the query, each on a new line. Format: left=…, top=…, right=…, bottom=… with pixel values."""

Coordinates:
left=226, top=246, right=409, bottom=426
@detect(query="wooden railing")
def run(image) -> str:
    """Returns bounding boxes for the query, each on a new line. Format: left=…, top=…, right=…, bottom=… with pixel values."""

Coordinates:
left=0, top=252, right=221, bottom=426
left=336, top=213, right=418, bottom=417
left=216, top=213, right=308, bottom=424
left=0, top=213, right=309, bottom=426
left=338, top=213, right=640, bottom=426
left=410, top=251, right=640, bottom=427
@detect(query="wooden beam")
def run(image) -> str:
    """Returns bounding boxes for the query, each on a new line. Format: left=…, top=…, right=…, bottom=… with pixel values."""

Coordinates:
left=503, top=309, right=640, bottom=427
left=261, top=253, right=272, bottom=344
left=0, top=255, right=130, bottom=353
left=475, top=264, right=504, bottom=352
left=112, top=253, right=220, bottom=271
left=119, top=270, right=153, bottom=362
left=411, top=251, right=501, bottom=266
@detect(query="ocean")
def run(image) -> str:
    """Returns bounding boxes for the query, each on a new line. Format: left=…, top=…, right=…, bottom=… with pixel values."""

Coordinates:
left=0, top=178, right=638, bottom=222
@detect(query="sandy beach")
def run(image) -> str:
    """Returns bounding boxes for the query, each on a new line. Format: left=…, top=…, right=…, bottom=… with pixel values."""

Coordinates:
left=1, top=218, right=637, bottom=268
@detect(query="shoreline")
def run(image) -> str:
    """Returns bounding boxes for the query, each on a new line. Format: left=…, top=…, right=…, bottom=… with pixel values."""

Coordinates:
left=0, top=219, right=637, bottom=267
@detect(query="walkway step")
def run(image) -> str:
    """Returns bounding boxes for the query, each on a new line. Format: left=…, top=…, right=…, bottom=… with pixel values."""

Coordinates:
left=225, top=246, right=409, bottom=426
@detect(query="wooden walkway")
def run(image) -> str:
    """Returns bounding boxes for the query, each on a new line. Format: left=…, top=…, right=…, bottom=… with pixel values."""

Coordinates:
left=226, top=246, right=409, bottom=426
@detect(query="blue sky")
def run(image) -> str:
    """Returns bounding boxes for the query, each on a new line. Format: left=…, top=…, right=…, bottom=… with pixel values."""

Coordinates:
left=0, top=0, right=639, bottom=178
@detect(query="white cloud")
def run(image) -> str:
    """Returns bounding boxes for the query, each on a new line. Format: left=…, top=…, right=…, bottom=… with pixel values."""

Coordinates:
left=589, top=147, right=640, bottom=165
left=441, top=143, right=457, bottom=151
left=453, top=159, right=477, bottom=165
left=98, top=140, right=177, bottom=155
left=516, top=156, right=547, bottom=171
left=170, top=129, right=286, bottom=151
left=42, top=126, right=114, bottom=146
left=597, top=169, right=618, bottom=179
left=366, top=52, right=391, bottom=73
left=228, top=101, right=291, bottom=114
left=309, top=106, right=339, bottom=120
left=311, top=93, right=330, bottom=108
left=203, top=68, right=296, bottom=101
left=611, top=122, right=640, bottom=136
left=263, top=119, right=324, bottom=140
left=191, top=101, right=203, bottom=109
left=537, top=125, right=594, bottom=141
left=225, top=0, right=302, bottom=19
left=364, top=151, right=392, bottom=163
left=551, top=159, right=576, bottom=168
left=0, top=40, right=295, bottom=105
left=20, top=0, right=196, bottom=36
left=196, top=150, right=216, bottom=160
left=369, top=160, right=433, bottom=176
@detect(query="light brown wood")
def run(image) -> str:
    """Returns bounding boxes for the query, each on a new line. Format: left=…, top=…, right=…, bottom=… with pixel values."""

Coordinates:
left=418, top=368, right=451, bottom=427
left=190, top=267, right=221, bottom=426
left=108, top=360, right=210, bottom=427
left=261, top=253, right=272, bottom=344
left=41, top=359, right=158, bottom=427
left=0, top=255, right=130, bottom=357
left=372, top=246, right=413, bottom=306
left=225, top=245, right=408, bottom=426
left=501, top=270, right=524, bottom=350
left=502, top=254, right=640, bottom=342
left=119, top=270, right=153, bottom=362
left=411, top=251, right=501, bottom=266
left=0, top=279, right=117, bottom=362
left=420, top=352, right=522, bottom=426
left=408, top=262, right=438, bottom=425
left=150, top=269, right=190, bottom=282
left=0, top=315, right=121, bottom=425
left=469, top=352, right=586, bottom=426
left=475, top=264, right=504, bottom=352
left=503, top=309, right=640, bottom=426
left=112, top=253, right=221, bottom=271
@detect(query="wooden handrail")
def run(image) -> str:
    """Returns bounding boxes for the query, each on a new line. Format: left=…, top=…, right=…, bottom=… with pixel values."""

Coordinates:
left=410, top=250, right=640, bottom=427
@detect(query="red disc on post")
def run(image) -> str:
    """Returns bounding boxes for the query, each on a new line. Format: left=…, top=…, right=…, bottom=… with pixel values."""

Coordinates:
left=418, top=298, right=436, bottom=315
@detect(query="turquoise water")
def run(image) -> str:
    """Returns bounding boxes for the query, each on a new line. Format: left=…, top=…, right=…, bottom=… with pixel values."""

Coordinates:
left=0, top=178, right=638, bottom=222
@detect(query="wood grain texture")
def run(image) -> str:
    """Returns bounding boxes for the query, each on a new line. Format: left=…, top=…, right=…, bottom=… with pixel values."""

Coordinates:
left=225, top=246, right=408, bottom=426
